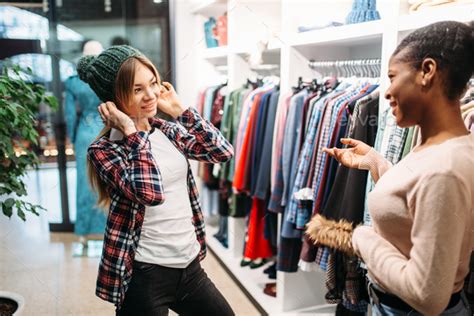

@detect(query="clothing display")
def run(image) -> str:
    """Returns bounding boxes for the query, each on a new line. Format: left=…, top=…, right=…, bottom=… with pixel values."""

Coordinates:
left=198, top=79, right=281, bottom=268
left=196, top=83, right=230, bottom=246
left=199, top=75, right=391, bottom=311
left=408, top=0, right=474, bottom=13
left=297, top=21, right=344, bottom=33
left=213, top=13, right=228, bottom=46
left=198, top=70, right=471, bottom=313
left=204, top=13, right=228, bottom=48
left=185, top=4, right=474, bottom=314
left=461, top=100, right=474, bottom=311
left=204, top=17, right=219, bottom=48
left=346, top=0, right=381, bottom=24
left=64, top=75, right=106, bottom=236
left=195, top=61, right=473, bottom=315
left=4, top=1, right=473, bottom=315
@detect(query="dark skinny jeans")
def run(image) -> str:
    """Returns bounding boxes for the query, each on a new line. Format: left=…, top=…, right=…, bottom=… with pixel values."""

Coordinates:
left=116, top=257, right=235, bottom=316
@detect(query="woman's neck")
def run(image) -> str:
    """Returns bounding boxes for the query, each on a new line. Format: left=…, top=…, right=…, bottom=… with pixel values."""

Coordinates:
left=131, top=117, right=151, bottom=132
left=418, top=100, right=468, bottom=148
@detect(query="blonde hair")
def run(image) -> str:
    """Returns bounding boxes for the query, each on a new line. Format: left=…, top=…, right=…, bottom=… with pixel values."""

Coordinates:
left=87, top=55, right=161, bottom=209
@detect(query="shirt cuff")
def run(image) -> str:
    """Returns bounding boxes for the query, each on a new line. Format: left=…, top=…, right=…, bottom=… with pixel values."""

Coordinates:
left=177, top=106, right=199, bottom=128
left=124, top=130, right=150, bottom=151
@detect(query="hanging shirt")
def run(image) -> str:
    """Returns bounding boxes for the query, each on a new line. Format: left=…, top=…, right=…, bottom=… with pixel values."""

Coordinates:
left=363, top=108, right=408, bottom=225
left=250, top=90, right=274, bottom=195
left=253, top=90, right=280, bottom=200
left=268, top=92, right=293, bottom=213
left=281, top=89, right=309, bottom=206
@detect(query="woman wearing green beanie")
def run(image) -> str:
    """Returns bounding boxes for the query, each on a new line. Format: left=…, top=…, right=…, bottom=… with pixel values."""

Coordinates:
left=78, top=45, right=235, bottom=315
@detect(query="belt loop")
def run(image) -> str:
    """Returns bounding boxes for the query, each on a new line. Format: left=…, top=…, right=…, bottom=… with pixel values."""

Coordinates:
left=367, top=281, right=381, bottom=306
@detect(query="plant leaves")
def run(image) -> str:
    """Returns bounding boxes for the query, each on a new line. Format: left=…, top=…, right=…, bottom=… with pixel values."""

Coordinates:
left=0, top=65, right=57, bottom=220
left=2, top=202, right=13, bottom=218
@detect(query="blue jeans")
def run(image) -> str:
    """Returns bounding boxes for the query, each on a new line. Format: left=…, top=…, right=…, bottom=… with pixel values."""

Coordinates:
left=370, top=292, right=472, bottom=316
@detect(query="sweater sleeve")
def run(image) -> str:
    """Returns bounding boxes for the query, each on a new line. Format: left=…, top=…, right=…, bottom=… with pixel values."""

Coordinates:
left=352, top=173, right=469, bottom=315
left=358, top=148, right=392, bottom=183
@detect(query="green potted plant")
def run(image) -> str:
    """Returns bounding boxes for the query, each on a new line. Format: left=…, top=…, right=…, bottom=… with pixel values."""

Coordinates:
left=0, top=65, right=58, bottom=315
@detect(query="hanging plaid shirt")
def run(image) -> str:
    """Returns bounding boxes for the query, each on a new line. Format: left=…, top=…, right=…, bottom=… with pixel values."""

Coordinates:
left=363, top=108, right=408, bottom=225
left=87, top=107, right=233, bottom=307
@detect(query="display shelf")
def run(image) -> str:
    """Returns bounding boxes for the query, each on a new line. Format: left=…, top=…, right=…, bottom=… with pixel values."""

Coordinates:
left=234, top=50, right=281, bottom=68
left=175, top=1, right=471, bottom=314
left=288, top=20, right=384, bottom=48
left=271, top=304, right=336, bottom=316
left=206, top=222, right=335, bottom=315
left=398, top=4, right=474, bottom=33
left=205, top=222, right=279, bottom=315
left=202, top=46, right=229, bottom=59
left=190, top=0, right=227, bottom=17
left=267, top=37, right=283, bottom=51
left=200, top=46, right=229, bottom=68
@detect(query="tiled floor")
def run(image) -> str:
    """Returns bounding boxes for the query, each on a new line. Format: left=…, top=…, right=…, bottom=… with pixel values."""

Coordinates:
left=0, top=212, right=260, bottom=316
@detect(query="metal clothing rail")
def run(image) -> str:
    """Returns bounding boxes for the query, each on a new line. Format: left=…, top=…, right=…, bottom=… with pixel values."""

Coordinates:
left=308, top=58, right=381, bottom=78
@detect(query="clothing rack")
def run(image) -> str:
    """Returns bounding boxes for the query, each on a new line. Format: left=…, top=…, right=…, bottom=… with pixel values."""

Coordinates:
left=309, top=58, right=381, bottom=78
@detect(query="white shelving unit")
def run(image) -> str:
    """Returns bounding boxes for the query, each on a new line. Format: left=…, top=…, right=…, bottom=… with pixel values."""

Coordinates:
left=190, top=0, right=227, bottom=17
left=206, top=223, right=281, bottom=315
left=174, top=0, right=474, bottom=314
left=202, top=46, right=229, bottom=59
left=288, top=19, right=384, bottom=48
left=398, top=4, right=474, bottom=32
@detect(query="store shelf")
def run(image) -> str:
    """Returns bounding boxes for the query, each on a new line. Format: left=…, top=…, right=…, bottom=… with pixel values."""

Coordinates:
left=206, top=222, right=335, bottom=315
left=288, top=20, right=383, bottom=48
left=272, top=304, right=336, bottom=316
left=232, top=40, right=282, bottom=67
left=398, top=4, right=474, bottom=33
left=267, top=37, right=283, bottom=52
left=200, top=46, right=228, bottom=67
left=191, top=0, right=227, bottom=17
left=202, top=46, right=228, bottom=59
left=183, top=2, right=472, bottom=314
left=205, top=223, right=280, bottom=315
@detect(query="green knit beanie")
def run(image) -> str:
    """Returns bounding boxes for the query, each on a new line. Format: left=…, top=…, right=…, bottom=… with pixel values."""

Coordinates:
left=77, top=45, right=143, bottom=102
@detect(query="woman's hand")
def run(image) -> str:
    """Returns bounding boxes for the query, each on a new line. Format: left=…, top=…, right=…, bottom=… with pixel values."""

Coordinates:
left=323, top=138, right=372, bottom=169
left=157, top=82, right=188, bottom=119
left=98, top=102, right=137, bottom=136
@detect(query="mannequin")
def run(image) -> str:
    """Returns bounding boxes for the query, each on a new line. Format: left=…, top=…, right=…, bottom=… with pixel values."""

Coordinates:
left=65, top=40, right=106, bottom=252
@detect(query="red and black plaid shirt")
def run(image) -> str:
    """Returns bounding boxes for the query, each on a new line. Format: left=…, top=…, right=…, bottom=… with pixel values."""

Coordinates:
left=87, top=107, right=233, bottom=307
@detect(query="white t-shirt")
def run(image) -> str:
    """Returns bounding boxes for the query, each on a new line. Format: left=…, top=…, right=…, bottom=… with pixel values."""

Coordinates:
left=132, top=128, right=200, bottom=268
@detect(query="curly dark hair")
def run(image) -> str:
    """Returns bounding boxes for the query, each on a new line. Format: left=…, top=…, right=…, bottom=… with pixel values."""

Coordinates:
left=393, top=21, right=473, bottom=100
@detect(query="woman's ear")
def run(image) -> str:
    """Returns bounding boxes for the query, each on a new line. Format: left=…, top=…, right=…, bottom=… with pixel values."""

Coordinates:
left=420, top=58, right=437, bottom=87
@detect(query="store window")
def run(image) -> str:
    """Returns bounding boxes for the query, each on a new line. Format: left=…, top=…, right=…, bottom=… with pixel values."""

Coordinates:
left=0, top=0, right=171, bottom=230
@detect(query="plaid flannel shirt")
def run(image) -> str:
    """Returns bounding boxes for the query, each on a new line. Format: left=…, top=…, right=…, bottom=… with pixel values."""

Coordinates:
left=87, top=107, right=233, bottom=307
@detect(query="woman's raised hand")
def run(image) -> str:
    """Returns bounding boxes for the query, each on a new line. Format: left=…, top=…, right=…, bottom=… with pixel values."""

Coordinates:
left=323, top=138, right=372, bottom=169
left=98, top=102, right=137, bottom=136
left=157, top=82, right=187, bottom=119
